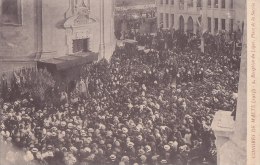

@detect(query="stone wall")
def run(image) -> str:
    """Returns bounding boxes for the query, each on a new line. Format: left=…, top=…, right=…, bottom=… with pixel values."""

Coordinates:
left=0, top=0, right=37, bottom=58
left=0, top=0, right=116, bottom=73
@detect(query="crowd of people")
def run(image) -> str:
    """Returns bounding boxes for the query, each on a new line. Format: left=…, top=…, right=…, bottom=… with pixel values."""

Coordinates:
left=114, top=7, right=156, bottom=40
left=0, top=27, right=242, bottom=165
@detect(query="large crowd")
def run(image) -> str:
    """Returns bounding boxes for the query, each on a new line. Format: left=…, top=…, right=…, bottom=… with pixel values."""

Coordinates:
left=114, top=7, right=156, bottom=40
left=0, top=27, right=242, bottom=165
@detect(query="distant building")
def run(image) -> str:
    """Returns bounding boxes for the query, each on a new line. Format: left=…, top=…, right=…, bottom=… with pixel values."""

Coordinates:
left=156, top=0, right=245, bottom=34
left=116, top=0, right=155, bottom=7
left=0, top=0, right=116, bottom=76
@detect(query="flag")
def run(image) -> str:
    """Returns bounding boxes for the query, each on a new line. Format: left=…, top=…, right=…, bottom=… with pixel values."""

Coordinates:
left=196, top=16, right=201, bottom=28
left=197, top=14, right=207, bottom=53
left=197, top=16, right=207, bottom=36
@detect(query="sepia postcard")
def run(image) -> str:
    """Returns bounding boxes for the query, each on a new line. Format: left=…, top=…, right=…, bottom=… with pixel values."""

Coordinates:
left=0, top=0, right=259, bottom=165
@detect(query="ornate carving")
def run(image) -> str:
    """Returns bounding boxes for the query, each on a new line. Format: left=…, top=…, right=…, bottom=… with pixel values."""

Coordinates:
left=64, top=0, right=95, bottom=54
left=74, top=15, right=89, bottom=25
left=64, top=0, right=95, bottom=28
left=74, top=0, right=90, bottom=15
left=75, top=31, right=90, bottom=39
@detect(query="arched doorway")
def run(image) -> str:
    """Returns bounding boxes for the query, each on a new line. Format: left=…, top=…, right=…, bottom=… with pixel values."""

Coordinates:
left=187, top=16, right=194, bottom=34
left=179, top=15, right=185, bottom=32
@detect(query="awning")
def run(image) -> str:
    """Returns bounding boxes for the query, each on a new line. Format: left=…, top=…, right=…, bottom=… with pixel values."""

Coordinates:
left=37, top=52, right=98, bottom=71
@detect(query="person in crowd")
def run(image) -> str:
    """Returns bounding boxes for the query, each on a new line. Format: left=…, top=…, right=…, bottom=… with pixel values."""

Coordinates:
left=0, top=26, right=242, bottom=165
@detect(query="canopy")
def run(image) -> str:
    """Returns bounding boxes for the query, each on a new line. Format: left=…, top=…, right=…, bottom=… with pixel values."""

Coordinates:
left=37, top=52, right=98, bottom=71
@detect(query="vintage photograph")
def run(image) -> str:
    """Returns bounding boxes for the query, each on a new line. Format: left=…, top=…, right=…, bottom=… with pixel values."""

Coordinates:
left=0, top=0, right=247, bottom=165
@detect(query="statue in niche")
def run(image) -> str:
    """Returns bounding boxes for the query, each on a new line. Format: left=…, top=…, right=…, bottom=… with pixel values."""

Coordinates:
left=64, top=0, right=94, bottom=28
left=75, top=0, right=90, bottom=15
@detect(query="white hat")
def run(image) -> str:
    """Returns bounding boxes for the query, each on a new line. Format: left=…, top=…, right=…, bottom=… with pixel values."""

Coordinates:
left=122, top=127, right=128, bottom=134
left=164, top=145, right=171, bottom=151
left=137, top=135, right=143, bottom=141
left=31, top=148, right=38, bottom=153
left=127, top=142, right=134, bottom=148
left=145, top=145, right=151, bottom=152
left=110, top=154, right=116, bottom=161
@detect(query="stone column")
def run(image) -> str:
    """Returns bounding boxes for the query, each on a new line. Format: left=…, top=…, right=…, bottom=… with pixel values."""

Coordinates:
left=169, top=13, right=173, bottom=28
left=226, top=18, right=230, bottom=32
left=218, top=17, right=221, bottom=32
left=163, top=13, right=167, bottom=28
left=99, top=0, right=105, bottom=59
left=211, top=17, right=214, bottom=34
left=157, top=11, right=161, bottom=28
left=193, top=20, right=197, bottom=34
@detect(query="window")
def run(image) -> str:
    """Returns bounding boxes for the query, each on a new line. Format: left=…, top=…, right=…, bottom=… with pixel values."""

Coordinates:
left=1, top=0, right=22, bottom=25
left=214, top=18, right=218, bottom=32
left=197, top=0, right=202, bottom=7
left=188, top=0, right=193, bottom=8
left=230, top=19, right=234, bottom=31
left=160, top=0, right=164, bottom=5
left=73, top=39, right=89, bottom=53
left=171, top=0, right=174, bottom=5
left=214, top=0, right=219, bottom=8
left=179, top=0, right=184, bottom=10
left=208, top=0, right=212, bottom=8
left=165, top=13, right=169, bottom=28
left=166, top=0, right=169, bottom=4
left=171, top=14, right=174, bottom=27
left=221, top=0, right=225, bottom=8
left=230, top=0, right=233, bottom=9
left=221, top=19, right=225, bottom=30
left=160, top=13, right=164, bottom=24
left=208, top=17, right=212, bottom=32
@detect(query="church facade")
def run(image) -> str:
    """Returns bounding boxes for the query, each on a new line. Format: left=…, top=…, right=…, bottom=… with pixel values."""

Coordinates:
left=0, top=0, right=116, bottom=75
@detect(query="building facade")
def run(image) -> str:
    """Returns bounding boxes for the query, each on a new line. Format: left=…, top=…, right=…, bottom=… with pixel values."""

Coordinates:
left=0, top=0, right=116, bottom=75
left=156, top=0, right=245, bottom=34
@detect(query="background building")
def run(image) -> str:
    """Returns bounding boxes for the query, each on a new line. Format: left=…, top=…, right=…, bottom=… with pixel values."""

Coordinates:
left=156, top=0, right=245, bottom=34
left=116, top=0, right=155, bottom=6
left=0, top=0, right=116, bottom=77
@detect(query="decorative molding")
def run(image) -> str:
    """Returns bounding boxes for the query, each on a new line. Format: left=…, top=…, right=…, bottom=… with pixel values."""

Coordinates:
left=64, top=0, right=96, bottom=54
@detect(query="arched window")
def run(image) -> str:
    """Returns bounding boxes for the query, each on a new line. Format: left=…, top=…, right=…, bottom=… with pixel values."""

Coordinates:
left=187, top=16, right=194, bottom=33
left=179, top=15, right=184, bottom=31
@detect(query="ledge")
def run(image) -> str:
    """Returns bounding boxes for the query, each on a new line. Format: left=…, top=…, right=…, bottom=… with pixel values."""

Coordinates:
left=211, top=110, right=235, bottom=138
